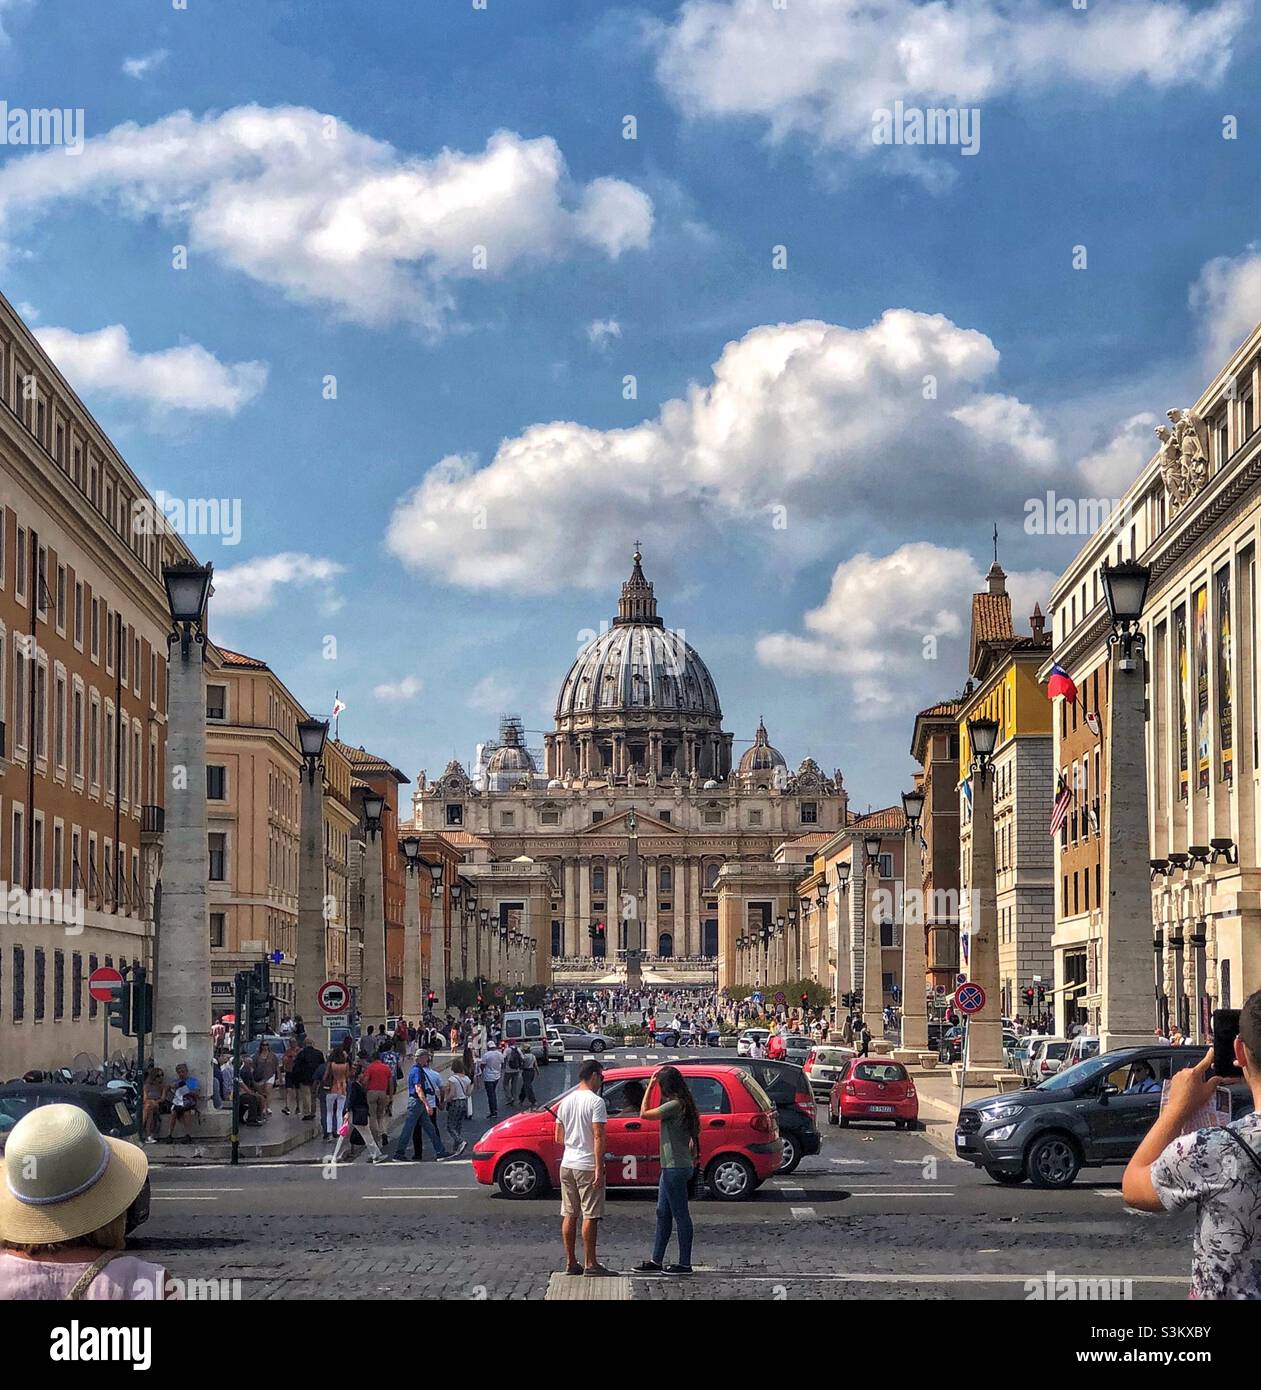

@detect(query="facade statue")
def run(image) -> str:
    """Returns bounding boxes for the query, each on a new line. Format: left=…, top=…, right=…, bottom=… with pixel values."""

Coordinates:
left=1157, top=408, right=1210, bottom=510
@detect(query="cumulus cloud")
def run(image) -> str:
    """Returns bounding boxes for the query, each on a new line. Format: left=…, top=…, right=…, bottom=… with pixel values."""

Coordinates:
left=1077, top=412, right=1160, bottom=498
left=1191, top=243, right=1261, bottom=370
left=755, top=542, right=1057, bottom=719
left=586, top=317, right=622, bottom=349
left=469, top=674, right=517, bottom=715
left=211, top=553, right=346, bottom=618
left=654, top=0, right=1245, bottom=162
left=373, top=675, right=424, bottom=702
left=35, top=324, right=267, bottom=415
left=385, top=310, right=1060, bottom=594
left=0, top=107, right=653, bottom=328
left=122, top=49, right=169, bottom=79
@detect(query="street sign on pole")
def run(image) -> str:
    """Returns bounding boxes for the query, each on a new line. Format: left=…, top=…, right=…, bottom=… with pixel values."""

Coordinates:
left=88, top=966, right=124, bottom=1002
left=317, top=980, right=349, bottom=1014
left=957, top=982, right=986, bottom=1015
left=955, top=973, right=968, bottom=986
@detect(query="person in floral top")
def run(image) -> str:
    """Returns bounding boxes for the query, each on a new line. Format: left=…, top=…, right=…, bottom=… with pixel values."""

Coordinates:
left=1124, top=989, right=1261, bottom=1299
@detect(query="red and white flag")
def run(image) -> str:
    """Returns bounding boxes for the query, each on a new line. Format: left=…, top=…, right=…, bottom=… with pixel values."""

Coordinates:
left=1049, top=773, right=1073, bottom=838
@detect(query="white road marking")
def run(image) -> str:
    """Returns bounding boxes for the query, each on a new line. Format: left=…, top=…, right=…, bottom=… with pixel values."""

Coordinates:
left=362, top=1194, right=459, bottom=1201
left=1092, top=1189, right=1124, bottom=1197
left=827, top=1158, right=866, bottom=1166
left=149, top=1187, right=243, bottom=1193
left=790, top=1206, right=817, bottom=1219
left=152, top=1195, right=220, bottom=1202
left=846, top=1191, right=954, bottom=1198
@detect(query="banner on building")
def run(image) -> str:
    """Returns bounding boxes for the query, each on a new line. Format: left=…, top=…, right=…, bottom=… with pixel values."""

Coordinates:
left=1194, top=585, right=1210, bottom=791
left=1176, top=604, right=1189, bottom=800
left=1217, top=566, right=1233, bottom=784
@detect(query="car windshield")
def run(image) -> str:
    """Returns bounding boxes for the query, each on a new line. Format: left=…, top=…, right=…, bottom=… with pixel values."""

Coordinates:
left=811, top=1049, right=849, bottom=1065
left=1034, top=1053, right=1122, bottom=1091
left=854, top=1062, right=908, bottom=1083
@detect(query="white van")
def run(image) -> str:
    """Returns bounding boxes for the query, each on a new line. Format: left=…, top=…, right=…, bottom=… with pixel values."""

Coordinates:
left=502, top=1010, right=554, bottom=1063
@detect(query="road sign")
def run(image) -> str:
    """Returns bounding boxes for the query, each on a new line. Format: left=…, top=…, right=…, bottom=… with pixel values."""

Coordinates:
left=934, top=984, right=947, bottom=996
left=955, top=973, right=968, bottom=986
left=750, top=991, right=764, bottom=1004
left=322, top=1013, right=349, bottom=1029
left=270, top=950, right=284, bottom=964
left=88, top=966, right=124, bottom=1002
left=317, top=980, right=349, bottom=1014
left=494, top=984, right=505, bottom=999
left=956, top=982, right=987, bottom=1015
left=774, top=991, right=786, bottom=1005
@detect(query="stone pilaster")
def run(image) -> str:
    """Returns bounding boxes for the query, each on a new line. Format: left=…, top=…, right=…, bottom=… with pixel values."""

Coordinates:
left=360, top=832, right=387, bottom=1029
left=294, top=772, right=326, bottom=1027
left=964, top=764, right=1005, bottom=1070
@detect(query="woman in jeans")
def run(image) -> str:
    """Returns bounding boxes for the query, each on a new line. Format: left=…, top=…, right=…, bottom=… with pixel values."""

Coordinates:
left=633, top=1065, right=700, bottom=1276
left=331, top=1064, right=387, bottom=1164
left=324, top=1047, right=350, bottom=1140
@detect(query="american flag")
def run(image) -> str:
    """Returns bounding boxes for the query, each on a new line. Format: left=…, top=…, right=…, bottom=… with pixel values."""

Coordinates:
left=1049, top=772, right=1073, bottom=838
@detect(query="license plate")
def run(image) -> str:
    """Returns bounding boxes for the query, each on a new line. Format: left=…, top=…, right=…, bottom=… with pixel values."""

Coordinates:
left=869, top=1104, right=894, bottom=1113
left=955, top=1134, right=966, bottom=1147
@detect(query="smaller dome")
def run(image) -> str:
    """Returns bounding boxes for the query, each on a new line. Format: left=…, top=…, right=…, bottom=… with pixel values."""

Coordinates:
left=739, top=718, right=787, bottom=774
left=703, top=778, right=718, bottom=789
left=547, top=778, right=563, bottom=789
left=486, top=715, right=536, bottom=776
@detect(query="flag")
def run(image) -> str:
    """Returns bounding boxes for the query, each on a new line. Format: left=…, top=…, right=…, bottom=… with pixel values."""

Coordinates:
left=331, top=696, right=347, bottom=719
left=1049, top=772, right=1073, bottom=838
left=960, top=775, right=973, bottom=807
left=1085, top=710, right=1101, bottom=739
left=1046, top=663, right=1078, bottom=703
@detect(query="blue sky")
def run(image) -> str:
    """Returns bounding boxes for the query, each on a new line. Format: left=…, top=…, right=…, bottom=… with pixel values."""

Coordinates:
left=2, top=0, right=1259, bottom=809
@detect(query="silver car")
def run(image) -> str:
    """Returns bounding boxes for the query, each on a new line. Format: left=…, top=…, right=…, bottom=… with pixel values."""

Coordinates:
left=804, top=1044, right=854, bottom=1099
left=549, top=1023, right=616, bottom=1053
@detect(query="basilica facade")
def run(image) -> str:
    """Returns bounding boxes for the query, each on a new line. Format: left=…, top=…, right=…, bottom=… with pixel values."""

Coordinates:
left=411, top=552, right=849, bottom=971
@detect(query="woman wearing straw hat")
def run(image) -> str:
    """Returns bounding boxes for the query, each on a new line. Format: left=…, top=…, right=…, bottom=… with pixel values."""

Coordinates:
left=0, top=1103, right=175, bottom=1299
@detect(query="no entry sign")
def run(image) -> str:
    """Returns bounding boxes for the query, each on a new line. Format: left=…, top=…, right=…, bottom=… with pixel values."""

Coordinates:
left=88, top=966, right=123, bottom=1002
left=956, top=982, right=987, bottom=1015
left=318, top=980, right=349, bottom=1014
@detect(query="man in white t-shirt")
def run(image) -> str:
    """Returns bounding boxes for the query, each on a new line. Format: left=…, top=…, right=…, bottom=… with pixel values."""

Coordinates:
left=479, top=1043, right=504, bottom=1118
left=554, top=1060, right=610, bottom=1276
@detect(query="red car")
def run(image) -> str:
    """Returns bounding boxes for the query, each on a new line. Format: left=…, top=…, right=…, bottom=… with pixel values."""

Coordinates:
left=471, top=1064, right=782, bottom=1202
left=828, top=1059, right=919, bottom=1130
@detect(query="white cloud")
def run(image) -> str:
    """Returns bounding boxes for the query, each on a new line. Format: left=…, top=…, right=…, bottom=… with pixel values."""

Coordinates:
left=211, top=553, right=346, bottom=618
left=1191, top=242, right=1261, bottom=371
left=15, top=300, right=36, bottom=321
left=1077, top=412, right=1159, bottom=498
left=469, top=674, right=517, bottom=715
left=755, top=542, right=1057, bottom=719
left=654, top=0, right=1245, bottom=162
left=373, top=675, right=424, bottom=702
left=0, top=107, right=653, bottom=328
left=35, top=323, right=267, bottom=415
left=122, top=49, right=169, bottom=79
left=0, top=0, right=30, bottom=46
left=385, top=310, right=1060, bottom=594
left=586, top=317, right=622, bottom=349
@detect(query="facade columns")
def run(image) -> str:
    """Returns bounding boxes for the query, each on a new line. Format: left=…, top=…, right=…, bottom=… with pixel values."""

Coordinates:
left=153, top=631, right=218, bottom=1124
left=965, top=762, right=1006, bottom=1071
left=579, top=858, right=592, bottom=954
left=401, top=865, right=421, bottom=1020
left=563, top=860, right=578, bottom=956
left=1101, top=643, right=1160, bottom=1049
left=360, top=832, right=387, bottom=1030
left=646, top=858, right=659, bottom=954
left=894, top=836, right=929, bottom=1061
left=294, top=771, right=327, bottom=1028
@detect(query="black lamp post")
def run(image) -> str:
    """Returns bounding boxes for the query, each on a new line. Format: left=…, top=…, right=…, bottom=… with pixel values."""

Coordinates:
left=162, top=561, right=213, bottom=661
left=1100, top=559, right=1151, bottom=669
left=297, top=718, right=328, bottom=786
left=361, top=790, right=385, bottom=839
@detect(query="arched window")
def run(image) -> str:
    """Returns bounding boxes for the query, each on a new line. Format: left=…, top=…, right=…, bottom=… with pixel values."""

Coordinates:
left=705, top=861, right=721, bottom=890
left=657, top=932, right=674, bottom=958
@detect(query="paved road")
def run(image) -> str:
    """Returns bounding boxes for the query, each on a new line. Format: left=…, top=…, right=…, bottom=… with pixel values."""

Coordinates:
left=132, top=1046, right=1198, bottom=1300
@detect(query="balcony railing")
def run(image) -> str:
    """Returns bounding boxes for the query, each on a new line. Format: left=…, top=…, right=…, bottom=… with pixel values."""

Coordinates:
left=141, top=804, right=165, bottom=834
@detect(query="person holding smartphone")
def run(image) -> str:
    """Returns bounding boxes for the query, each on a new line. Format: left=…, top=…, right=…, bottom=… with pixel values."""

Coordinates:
left=1123, top=988, right=1261, bottom=1299
left=633, top=1065, right=701, bottom=1276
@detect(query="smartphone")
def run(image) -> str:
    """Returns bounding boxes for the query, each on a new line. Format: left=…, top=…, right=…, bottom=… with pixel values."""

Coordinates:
left=1211, top=1009, right=1243, bottom=1079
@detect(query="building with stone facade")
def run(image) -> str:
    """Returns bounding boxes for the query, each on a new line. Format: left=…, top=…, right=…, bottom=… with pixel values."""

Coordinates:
left=0, top=292, right=199, bottom=1076
left=412, top=552, right=850, bottom=991
left=958, top=563, right=1054, bottom=1019
left=205, top=647, right=357, bottom=1020
left=1047, top=316, right=1261, bottom=1041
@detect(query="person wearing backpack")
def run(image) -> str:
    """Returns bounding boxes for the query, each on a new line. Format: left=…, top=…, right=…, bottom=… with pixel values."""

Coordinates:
left=503, top=1041, right=524, bottom=1107
left=1124, top=988, right=1261, bottom=1299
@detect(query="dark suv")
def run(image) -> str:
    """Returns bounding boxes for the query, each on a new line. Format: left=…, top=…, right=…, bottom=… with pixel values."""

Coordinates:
left=724, top=1058, right=822, bottom=1173
left=955, top=1046, right=1254, bottom=1189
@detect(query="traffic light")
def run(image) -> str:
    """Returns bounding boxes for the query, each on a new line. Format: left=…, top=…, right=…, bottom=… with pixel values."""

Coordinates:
left=247, top=961, right=272, bottom=1038
left=800, top=993, right=808, bottom=1008
left=105, top=981, right=131, bottom=1034
left=131, top=979, right=153, bottom=1037
left=426, top=990, right=437, bottom=1007
left=1036, top=983, right=1046, bottom=1005
left=1023, top=987, right=1035, bottom=1007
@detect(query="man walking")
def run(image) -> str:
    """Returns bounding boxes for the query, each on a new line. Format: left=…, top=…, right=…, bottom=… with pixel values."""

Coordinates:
left=390, top=1050, right=465, bottom=1163
left=503, top=1039, right=523, bottom=1107
left=555, top=1060, right=610, bottom=1276
left=479, top=1039, right=504, bottom=1118
left=518, top=1042, right=539, bottom=1106
left=362, top=1048, right=393, bottom=1146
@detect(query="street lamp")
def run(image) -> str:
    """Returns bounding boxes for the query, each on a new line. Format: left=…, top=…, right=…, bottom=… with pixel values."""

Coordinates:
left=901, top=789, right=924, bottom=833
left=968, top=718, right=999, bottom=778
left=361, top=791, right=385, bottom=838
left=162, top=560, right=213, bottom=660
left=1101, top=559, right=1151, bottom=668
left=897, top=788, right=928, bottom=1059
left=297, top=718, right=328, bottom=786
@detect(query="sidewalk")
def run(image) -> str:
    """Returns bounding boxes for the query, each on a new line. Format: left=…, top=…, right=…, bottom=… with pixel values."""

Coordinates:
left=146, top=1052, right=456, bottom=1165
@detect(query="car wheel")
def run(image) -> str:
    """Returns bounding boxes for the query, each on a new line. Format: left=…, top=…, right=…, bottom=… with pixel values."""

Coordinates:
left=778, top=1132, right=802, bottom=1173
left=838, top=1115, right=849, bottom=1128
left=590, top=1039, right=605, bottom=1053
left=496, top=1152, right=549, bottom=1199
left=705, top=1154, right=756, bottom=1201
left=985, top=1166, right=1027, bottom=1185
left=1025, top=1133, right=1081, bottom=1189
